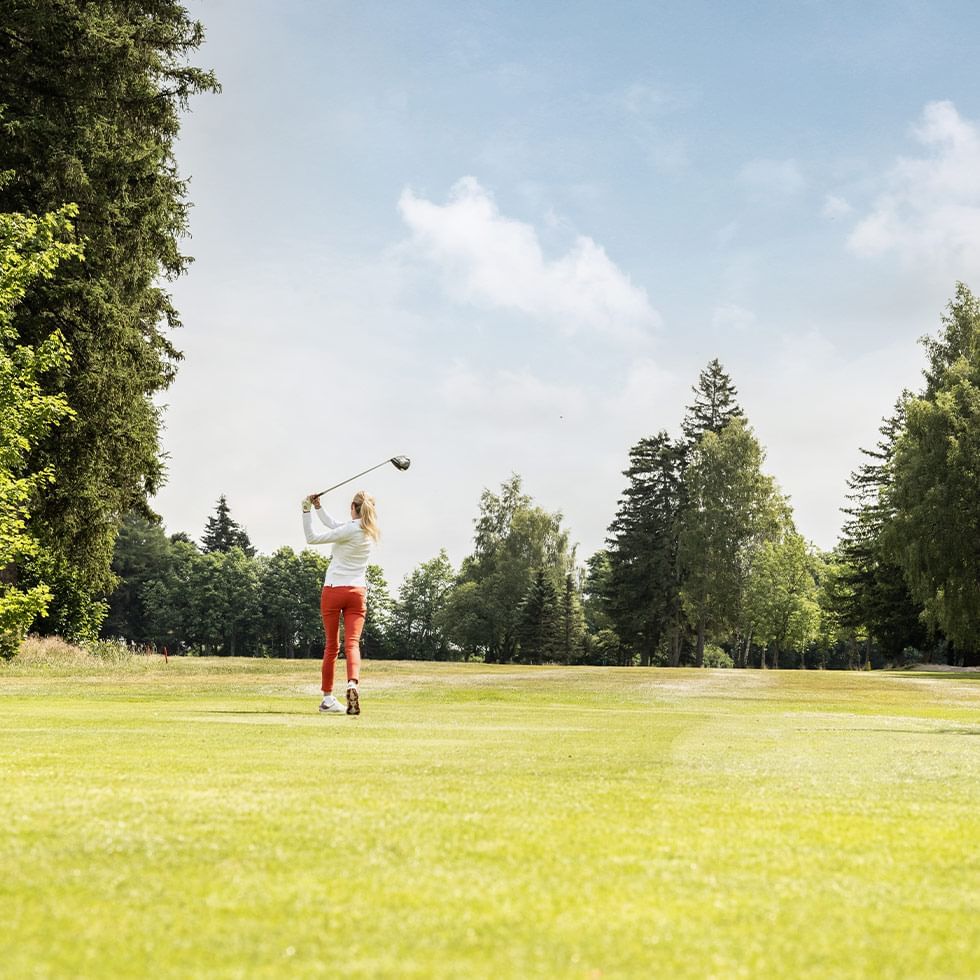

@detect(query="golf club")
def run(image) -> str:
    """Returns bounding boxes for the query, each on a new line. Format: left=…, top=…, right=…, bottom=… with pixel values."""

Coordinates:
left=313, top=456, right=411, bottom=498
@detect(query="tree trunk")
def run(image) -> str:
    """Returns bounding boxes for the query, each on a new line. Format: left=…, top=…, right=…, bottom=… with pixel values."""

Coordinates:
left=695, top=620, right=705, bottom=668
left=669, top=629, right=681, bottom=667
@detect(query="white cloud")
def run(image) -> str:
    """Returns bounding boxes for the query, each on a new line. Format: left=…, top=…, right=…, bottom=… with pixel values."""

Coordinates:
left=608, top=357, right=683, bottom=427
left=397, top=177, right=661, bottom=340
left=734, top=330, right=924, bottom=550
left=711, top=303, right=757, bottom=332
left=848, top=101, right=980, bottom=271
left=822, top=194, right=853, bottom=220
left=738, top=158, right=805, bottom=199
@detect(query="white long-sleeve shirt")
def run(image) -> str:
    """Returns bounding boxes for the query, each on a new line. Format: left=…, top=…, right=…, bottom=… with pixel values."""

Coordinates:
left=302, top=507, right=374, bottom=587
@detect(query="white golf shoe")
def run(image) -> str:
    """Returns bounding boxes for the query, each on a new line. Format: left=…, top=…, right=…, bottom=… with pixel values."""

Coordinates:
left=318, top=694, right=343, bottom=714
left=346, top=683, right=360, bottom=716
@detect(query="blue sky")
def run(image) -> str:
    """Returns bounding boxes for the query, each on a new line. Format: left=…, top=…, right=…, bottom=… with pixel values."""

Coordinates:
left=156, top=0, right=980, bottom=586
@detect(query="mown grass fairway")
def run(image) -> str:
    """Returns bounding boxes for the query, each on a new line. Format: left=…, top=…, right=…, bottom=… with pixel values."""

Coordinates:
left=1, top=658, right=978, bottom=978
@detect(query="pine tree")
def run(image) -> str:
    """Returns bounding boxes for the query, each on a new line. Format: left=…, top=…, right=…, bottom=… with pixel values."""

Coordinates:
left=681, top=358, right=744, bottom=443
left=557, top=572, right=587, bottom=664
left=606, top=432, right=686, bottom=666
left=202, top=496, right=256, bottom=557
left=835, top=404, right=928, bottom=660
left=885, top=285, right=980, bottom=661
left=517, top=568, right=561, bottom=664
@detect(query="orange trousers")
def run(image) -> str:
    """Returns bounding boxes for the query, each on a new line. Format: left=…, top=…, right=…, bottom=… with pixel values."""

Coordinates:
left=320, top=585, right=367, bottom=693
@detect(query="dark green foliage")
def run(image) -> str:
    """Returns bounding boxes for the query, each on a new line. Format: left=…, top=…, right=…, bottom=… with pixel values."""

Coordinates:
left=105, top=513, right=327, bottom=656
left=557, top=573, right=586, bottom=664
left=258, top=547, right=328, bottom=658
left=516, top=568, right=561, bottom=664
left=104, top=511, right=174, bottom=642
left=202, top=495, right=256, bottom=556
left=835, top=406, right=929, bottom=659
left=0, top=1, right=218, bottom=636
left=605, top=432, right=685, bottom=666
left=390, top=549, right=455, bottom=660
left=602, top=360, right=766, bottom=669
left=140, top=537, right=202, bottom=651
left=582, top=550, right=614, bottom=634
left=681, top=358, right=744, bottom=444
left=446, top=475, right=575, bottom=663
left=885, top=284, right=980, bottom=660
left=360, top=564, right=395, bottom=659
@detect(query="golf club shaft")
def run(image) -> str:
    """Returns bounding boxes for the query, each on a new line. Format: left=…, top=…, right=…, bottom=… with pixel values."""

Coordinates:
left=314, top=459, right=391, bottom=498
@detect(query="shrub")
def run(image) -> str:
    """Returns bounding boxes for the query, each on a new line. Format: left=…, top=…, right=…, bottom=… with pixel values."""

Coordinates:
left=703, top=644, right=734, bottom=668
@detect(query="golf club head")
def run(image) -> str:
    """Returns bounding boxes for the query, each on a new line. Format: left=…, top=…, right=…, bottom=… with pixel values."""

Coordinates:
left=390, top=455, right=411, bottom=471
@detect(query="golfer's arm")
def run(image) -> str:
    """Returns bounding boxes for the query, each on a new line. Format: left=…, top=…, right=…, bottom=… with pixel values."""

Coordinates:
left=303, top=511, right=356, bottom=545
left=315, top=507, right=344, bottom=529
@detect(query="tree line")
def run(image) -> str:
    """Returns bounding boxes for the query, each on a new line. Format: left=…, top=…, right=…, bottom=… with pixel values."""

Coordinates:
left=100, top=293, right=980, bottom=669
left=2, top=5, right=979, bottom=667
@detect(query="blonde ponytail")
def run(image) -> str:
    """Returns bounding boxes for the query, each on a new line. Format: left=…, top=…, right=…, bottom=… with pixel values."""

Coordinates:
left=352, top=490, right=380, bottom=542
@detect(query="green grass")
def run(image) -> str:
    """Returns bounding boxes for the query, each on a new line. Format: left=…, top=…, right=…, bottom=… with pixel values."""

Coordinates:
left=2, top=652, right=978, bottom=978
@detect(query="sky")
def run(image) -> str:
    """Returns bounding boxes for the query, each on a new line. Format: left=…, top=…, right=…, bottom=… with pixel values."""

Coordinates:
left=154, top=0, right=980, bottom=588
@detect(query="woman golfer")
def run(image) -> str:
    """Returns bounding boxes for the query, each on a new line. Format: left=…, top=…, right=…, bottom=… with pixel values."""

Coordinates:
left=302, top=490, right=380, bottom=715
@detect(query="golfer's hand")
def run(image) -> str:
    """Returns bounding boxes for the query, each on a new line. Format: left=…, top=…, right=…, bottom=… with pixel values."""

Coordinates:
left=302, top=496, right=313, bottom=513
left=310, top=494, right=322, bottom=510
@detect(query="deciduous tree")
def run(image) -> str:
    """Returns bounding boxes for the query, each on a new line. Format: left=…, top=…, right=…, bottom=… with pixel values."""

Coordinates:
left=391, top=550, right=455, bottom=660
left=677, top=418, right=783, bottom=666
left=448, top=475, right=574, bottom=663
left=0, top=199, right=79, bottom=655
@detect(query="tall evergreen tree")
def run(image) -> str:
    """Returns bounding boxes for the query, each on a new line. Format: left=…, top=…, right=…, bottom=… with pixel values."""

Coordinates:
left=0, top=2, right=218, bottom=636
left=681, top=358, right=744, bottom=444
left=103, top=511, right=175, bottom=643
left=201, top=495, right=256, bottom=557
left=557, top=572, right=587, bottom=665
left=606, top=432, right=685, bottom=666
left=835, top=403, right=928, bottom=660
left=885, top=284, right=980, bottom=662
left=517, top=568, right=561, bottom=664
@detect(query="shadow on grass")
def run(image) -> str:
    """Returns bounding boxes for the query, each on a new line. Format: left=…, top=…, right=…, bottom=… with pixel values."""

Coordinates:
left=890, top=672, right=980, bottom=682
left=848, top=727, right=980, bottom=736
left=195, top=709, right=303, bottom=716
